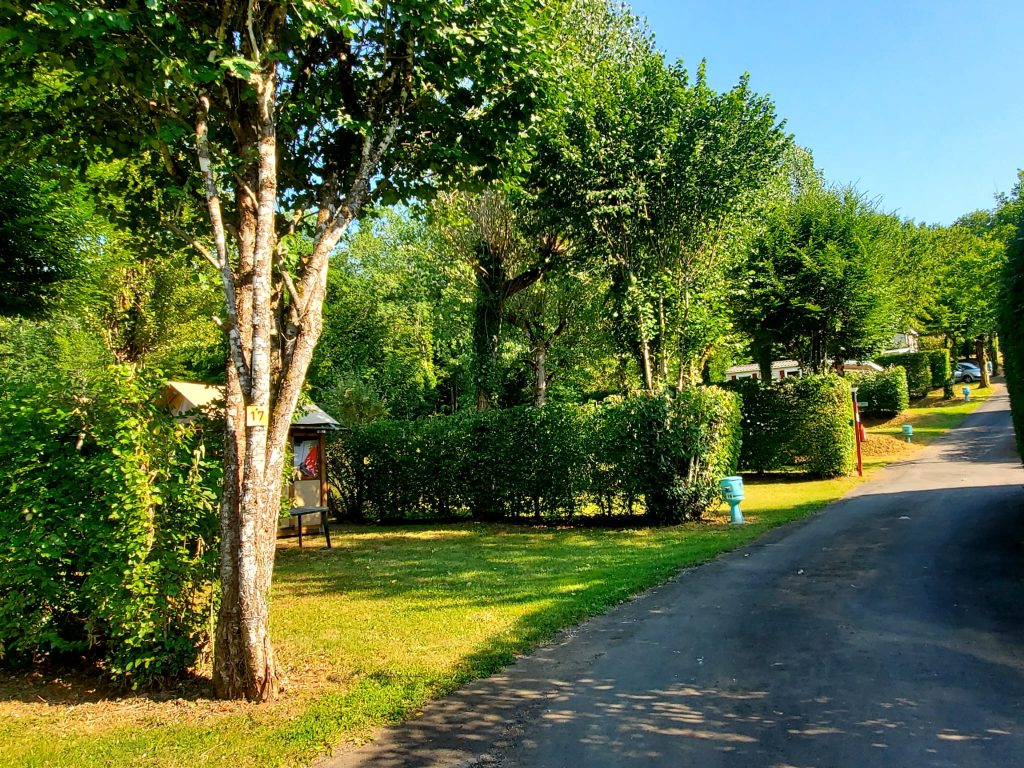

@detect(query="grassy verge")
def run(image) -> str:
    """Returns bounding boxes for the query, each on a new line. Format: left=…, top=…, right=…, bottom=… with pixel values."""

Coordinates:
left=0, top=383, right=998, bottom=768
left=858, top=381, right=996, bottom=468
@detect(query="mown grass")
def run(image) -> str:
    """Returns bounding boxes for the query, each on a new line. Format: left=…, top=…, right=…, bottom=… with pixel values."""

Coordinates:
left=863, top=381, right=994, bottom=448
left=0, top=383, right=997, bottom=768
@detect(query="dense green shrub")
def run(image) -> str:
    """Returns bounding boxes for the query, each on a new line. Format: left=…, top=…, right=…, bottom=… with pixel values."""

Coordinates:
left=928, top=350, right=951, bottom=390
left=595, top=389, right=742, bottom=524
left=727, top=374, right=856, bottom=477
left=848, top=367, right=909, bottom=416
left=341, top=417, right=469, bottom=522
left=876, top=351, right=932, bottom=398
left=0, top=368, right=221, bottom=687
left=1000, top=217, right=1024, bottom=460
left=330, top=388, right=741, bottom=525
left=465, top=404, right=593, bottom=521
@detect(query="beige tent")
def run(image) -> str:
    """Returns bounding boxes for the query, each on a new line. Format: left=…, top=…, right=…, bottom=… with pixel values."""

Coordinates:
left=158, top=380, right=224, bottom=416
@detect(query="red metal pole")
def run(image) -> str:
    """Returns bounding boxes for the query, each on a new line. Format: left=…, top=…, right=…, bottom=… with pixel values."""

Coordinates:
left=852, top=391, right=864, bottom=477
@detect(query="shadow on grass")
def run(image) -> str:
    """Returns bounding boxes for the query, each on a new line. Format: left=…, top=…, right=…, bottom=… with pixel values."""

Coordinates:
left=0, top=665, right=213, bottom=706
left=271, top=519, right=778, bottom=755
left=325, top=479, right=1024, bottom=768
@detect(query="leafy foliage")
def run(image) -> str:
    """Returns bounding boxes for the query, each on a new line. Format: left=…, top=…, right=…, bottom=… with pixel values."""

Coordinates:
left=920, top=225, right=1006, bottom=351
left=530, top=13, right=788, bottom=392
left=927, top=349, right=951, bottom=389
left=328, top=388, right=740, bottom=526
left=848, top=367, right=910, bottom=416
left=997, top=176, right=1024, bottom=460
left=876, top=351, right=933, bottom=398
left=0, top=163, right=88, bottom=318
left=733, top=187, right=905, bottom=374
left=595, top=389, right=742, bottom=524
left=310, top=209, right=472, bottom=419
left=0, top=367, right=221, bottom=686
left=726, top=375, right=856, bottom=477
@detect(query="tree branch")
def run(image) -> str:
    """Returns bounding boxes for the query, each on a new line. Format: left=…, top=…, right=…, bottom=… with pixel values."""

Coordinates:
left=503, top=265, right=549, bottom=299
left=167, top=221, right=220, bottom=271
left=197, top=93, right=251, bottom=392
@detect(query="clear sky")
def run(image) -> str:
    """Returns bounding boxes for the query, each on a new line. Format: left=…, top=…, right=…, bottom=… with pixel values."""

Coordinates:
left=628, top=0, right=1023, bottom=225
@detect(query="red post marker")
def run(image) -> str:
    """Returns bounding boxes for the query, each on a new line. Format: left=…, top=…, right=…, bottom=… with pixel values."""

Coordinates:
left=851, top=389, right=864, bottom=477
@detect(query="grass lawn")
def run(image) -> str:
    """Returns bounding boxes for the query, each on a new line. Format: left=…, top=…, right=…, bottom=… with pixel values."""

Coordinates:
left=0, top=383, right=997, bottom=768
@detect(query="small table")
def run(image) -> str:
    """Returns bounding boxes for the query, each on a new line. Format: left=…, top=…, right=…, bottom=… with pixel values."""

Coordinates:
left=290, top=506, right=331, bottom=549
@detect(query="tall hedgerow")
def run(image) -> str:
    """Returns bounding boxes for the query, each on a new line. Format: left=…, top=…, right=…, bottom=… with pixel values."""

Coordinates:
left=877, top=351, right=932, bottom=398
left=727, top=374, right=856, bottom=477
left=0, top=367, right=221, bottom=686
left=848, top=367, right=910, bottom=416
left=330, top=388, right=741, bottom=526
left=1000, top=214, right=1024, bottom=460
left=927, top=350, right=952, bottom=390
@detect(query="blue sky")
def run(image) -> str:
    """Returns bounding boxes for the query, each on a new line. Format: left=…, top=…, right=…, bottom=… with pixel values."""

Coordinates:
left=628, top=0, right=1023, bottom=225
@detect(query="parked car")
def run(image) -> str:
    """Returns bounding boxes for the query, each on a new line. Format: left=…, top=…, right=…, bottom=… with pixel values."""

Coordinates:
left=964, top=359, right=994, bottom=376
left=954, top=361, right=982, bottom=383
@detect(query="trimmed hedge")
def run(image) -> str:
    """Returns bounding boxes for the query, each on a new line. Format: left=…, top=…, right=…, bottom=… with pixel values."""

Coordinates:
left=0, top=368, right=221, bottom=686
left=847, top=367, right=910, bottom=416
left=595, top=389, right=742, bottom=524
left=327, top=388, right=741, bottom=526
left=928, top=349, right=951, bottom=390
left=1000, top=215, right=1024, bottom=461
left=726, top=374, right=856, bottom=477
left=876, top=351, right=932, bottom=398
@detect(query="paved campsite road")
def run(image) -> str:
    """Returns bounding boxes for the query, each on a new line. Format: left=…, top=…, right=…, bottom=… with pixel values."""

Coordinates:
left=325, top=385, right=1024, bottom=768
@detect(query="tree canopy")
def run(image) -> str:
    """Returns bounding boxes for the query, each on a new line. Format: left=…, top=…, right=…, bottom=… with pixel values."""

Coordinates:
left=0, top=164, right=87, bottom=317
left=733, top=187, right=906, bottom=375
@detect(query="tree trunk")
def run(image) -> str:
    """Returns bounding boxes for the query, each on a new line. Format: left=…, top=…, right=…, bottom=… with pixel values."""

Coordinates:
left=976, top=337, right=991, bottom=389
left=657, top=292, right=668, bottom=383
left=532, top=345, right=547, bottom=407
left=207, top=66, right=288, bottom=701
left=754, top=335, right=773, bottom=384
left=197, top=61, right=386, bottom=700
left=212, top=366, right=246, bottom=696
left=810, top=333, right=825, bottom=374
left=988, top=333, right=1000, bottom=376
left=639, top=332, right=655, bottom=394
left=472, top=278, right=502, bottom=411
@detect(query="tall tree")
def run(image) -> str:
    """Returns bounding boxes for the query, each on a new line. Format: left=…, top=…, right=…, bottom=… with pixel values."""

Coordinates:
left=0, top=164, right=86, bottom=317
left=433, top=189, right=565, bottom=409
left=1, top=0, right=554, bottom=700
left=429, top=1, right=650, bottom=409
left=505, top=269, right=600, bottom=406
left=536, top=50, right=786, bottom=392
left=647, top=67, right=788, bottom=387
left=948, top=172, right=1023, bottom=381
left=922, top=225, right=1005, bottom=386
left=733, top=187, right=904, bottom=374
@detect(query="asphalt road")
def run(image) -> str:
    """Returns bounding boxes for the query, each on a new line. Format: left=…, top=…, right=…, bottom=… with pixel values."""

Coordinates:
left=325, top=385, right=1024, bottom=768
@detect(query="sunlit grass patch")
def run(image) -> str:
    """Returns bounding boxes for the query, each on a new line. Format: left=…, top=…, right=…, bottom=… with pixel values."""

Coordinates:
left=0, top=382, right=998, bottom=768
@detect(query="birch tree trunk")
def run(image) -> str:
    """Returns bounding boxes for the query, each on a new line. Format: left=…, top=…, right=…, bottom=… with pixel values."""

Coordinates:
left=200, top=56, right=392, bottom=700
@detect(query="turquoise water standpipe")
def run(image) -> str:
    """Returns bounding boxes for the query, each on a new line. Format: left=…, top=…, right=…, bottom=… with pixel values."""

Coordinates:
left=719, top=476, right=745, bottom=525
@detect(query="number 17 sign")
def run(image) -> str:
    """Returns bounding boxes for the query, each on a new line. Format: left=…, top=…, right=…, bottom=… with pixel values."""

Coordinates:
left=246, top=405, right=269, bottom=427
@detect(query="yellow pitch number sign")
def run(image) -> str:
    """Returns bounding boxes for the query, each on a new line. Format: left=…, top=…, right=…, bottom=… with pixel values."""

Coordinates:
left=246, top=405, right=269, bottom=427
